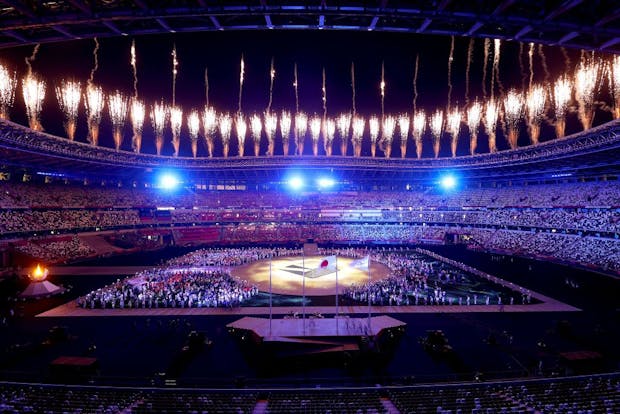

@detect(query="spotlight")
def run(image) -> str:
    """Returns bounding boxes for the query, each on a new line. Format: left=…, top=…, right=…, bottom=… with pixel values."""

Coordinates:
left=288, top=176, right=304, bottom=190
left=159, top=173, right=179, bottom=190
left=440, top=174, right=457, bottom=190
left=317, top=177, right=335, bottom=188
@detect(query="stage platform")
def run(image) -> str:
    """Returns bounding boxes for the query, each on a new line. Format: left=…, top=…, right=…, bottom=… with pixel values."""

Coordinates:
left=227, top=315, right=406, bottom=340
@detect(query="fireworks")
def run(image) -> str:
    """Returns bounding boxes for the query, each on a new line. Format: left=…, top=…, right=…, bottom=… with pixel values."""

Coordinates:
left=294, top=112, right=307, bottom=155
left=264, top=112, right=277, bottom=156
left=310, top=116, right=322, bottom=156
left=238, top=55, right=244, bottom=113
left=351, top=116, right=365, bottom=157
left=0, top=64, right=16, bottom=119
left=55, top=80, right=81, bottom=140
left=413, top=110, right=426, bottom=159
left=525, top=85, right=546, bottom=144
left=381, top=115, right=395, bottom=158
left=337, top=113, right=351, bottom=156
left=369, top=115, right=380, bottom=155
left=467, top=102, right=482, bottom=155
left=188, top=110, right=200, bottom=157
left=430, top=110, right=443, bottom=158
left=202, top=106, right=217, bottom=157
left=219, top=113, right=232, bottom=157
left=250, top=114, right=262, bottom=156
left=611, top=56, right=620, bottom=119
left=85, top=84, right=104, bottom=146
left=575, top=59, right=601, bottom=130
left=484, top=100, right=499, bottom=152
left=150, top=101, right=167, bottom=155
left=130, top=39, right=138, bottom=98
left=130, top=99, right=145, bottom=153
left=503, top=89, right=523, bottom=149
left=235, top=114, right=247, bottom=157
left=169, top=106, right=183, bottom=157
left=22, top=75, right=46, bottom=131
left=171, top=45, right=178, bottom=106
left=280, top=111, right=292, bottom=155
left=324, top=118, right=336, bottom=156
left=398, top=114, right=410, bottom=158
left=446, top=108, right=461, bottom=157
left=380, top=62, right=386, bottom=118
left=107, top=91, right=128, bottom=150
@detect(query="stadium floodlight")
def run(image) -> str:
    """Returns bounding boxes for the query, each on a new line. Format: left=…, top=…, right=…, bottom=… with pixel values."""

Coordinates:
left=440, top=174, right=457, bottom=190
left=159, top=173, right=180, bottom=190
left=317, top=177, right=335, bottom=188
left=288, top=176, right=304, bottom=190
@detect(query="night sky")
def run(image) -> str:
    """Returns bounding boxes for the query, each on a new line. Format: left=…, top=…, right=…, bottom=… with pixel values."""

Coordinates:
left=0, top=30, right=613, bottom=157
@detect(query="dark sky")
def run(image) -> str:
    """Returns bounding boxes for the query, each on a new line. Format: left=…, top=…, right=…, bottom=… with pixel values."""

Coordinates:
left=0, top=30, right=612, bottom=156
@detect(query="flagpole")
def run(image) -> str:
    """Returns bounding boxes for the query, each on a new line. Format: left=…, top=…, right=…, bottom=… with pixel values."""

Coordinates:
left=269, top=254, right=272, bottom=337
left=302, top=246, right=306, bottom=334
left=367, top=254, right=372, bottom=333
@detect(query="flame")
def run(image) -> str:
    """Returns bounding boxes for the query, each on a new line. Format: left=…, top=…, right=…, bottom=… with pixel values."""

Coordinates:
left=30, top=264, right=48, bottom=281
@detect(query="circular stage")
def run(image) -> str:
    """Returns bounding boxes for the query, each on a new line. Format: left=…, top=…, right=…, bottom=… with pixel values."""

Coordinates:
left=230, top=256, right=391, bottom=296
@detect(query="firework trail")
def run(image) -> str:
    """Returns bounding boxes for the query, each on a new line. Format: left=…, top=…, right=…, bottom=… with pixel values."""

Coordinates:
left=250, top=113, right=262, bottom=156
left=234, top=113, right=247, bottom=157
left=412, top=111, right=425, bottom=159
left=413, top=54, right=420, bottom=112
left=503, top=90, right=523, bottom=149
left=169, top=106, right=183, bottom=157
left=528, top=43, right=534, bottom=92
left=265, top=112, right=277, bottom=156
left=130, top=99, right=145, bottom=153
left=518, top=42, right=526, bottom=92
left=188, top=110, right=201, bottom=158
left=538, top=44, right=550, bottom=84
left=351, top=116, right=365, bottom=157
left=237, top=54, right=244, bottom=113
left=446, top=108, right=461, bottom=157
left=380, top=61, right=385, bottom=119
left=151, top=101, right=168, bottom=155
left=293, top=62, right=299, bottom=113
left=322, top=67, right=327, bottom=119
left=89, top=38, right=99, bottom=86
left=310, top=116, right=322, bottom=156
left=25, top=44, right=40, bottom=77
left=484, top=100, right=499, bottom=152
left=22, top=75, right=45, bottom=131
left=219, top=113, right=232, bottom=157
left=465, top=39, right=474, bottom=106
left=267, top=57, right=275, bottom=113
left=202, top=106, right=217, bottom=157
left=398, top=114, right=410, bottom=158
left=430, top=110, right=444, bottom=158
left=467, top=101, right=482, bottom=155
left=85, top=84, right=104, bottom=146
left=381, top=115, right=396, bottom=158
left=492, top=39, right=504, bottom=98
left=323, top=118, right=336, bottom=156
left=561, top=47, right=571, bottom=71
left=525, top=85, right=545, bottom=144
left=107, top=91, right=128, bottom=151
left=280, top=111, right=292, bottom=155
left=447, top=35, right=455, bottom=109
left=553, top=76, right=571, bottom=138
left=337, top=113, right=351, bottom=156
left=131, top=40, right=138, bottom=98
left=369, top=116, right=380, bottom=157
left=172, top=45, right=178, bottom=106
left=0, top=64, right=17, bottom=119
left=294, top=112, right=307, bottom=155
left=204, top=67, right=209, bottom=107
left=351, top=62, right=356, bottom=115
left=55, top=80, right=81, bottom=141
left=482, top=38, right=490, bottom=99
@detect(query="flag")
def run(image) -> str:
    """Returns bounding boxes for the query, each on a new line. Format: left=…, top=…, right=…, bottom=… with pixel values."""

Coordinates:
left=318, top=255, right=337, bottom=270
left=350, top=255, right=370, bottom=270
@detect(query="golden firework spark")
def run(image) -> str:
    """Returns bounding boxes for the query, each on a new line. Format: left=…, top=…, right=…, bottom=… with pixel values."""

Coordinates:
left=0, top=64, right=16, bottom=119
left=150, top=101, right=168, bottom=155
left=188, top=109, right=201, bottom=158
left=130, top=98, right=145, bottom=153
left=525, top=85, right=546, bottom=144
left=22, top=74, right=46, bottom=131
left=430, top=110, right=443, bottom=158
left=324, top=117, right=336, bottom=156
left=446, top=108, right=461, bottom=157
left=107, top=91, right=128, bottom=150
left=280, top=111, right=292, bottom=155
left=219, top=112, right=232, bottom=157
left=169, top=106, right=183, bottom=157
left=351, top=116, right=365, bottom=157
left=55, top=80, right=81, bottom=140
left=85, top=84, right=104, bottom=146
left=467, top=102, right=482, bottom=155
left=202, top=106, right=217, bottom=157
left=235, top=113, right=247, bottom=157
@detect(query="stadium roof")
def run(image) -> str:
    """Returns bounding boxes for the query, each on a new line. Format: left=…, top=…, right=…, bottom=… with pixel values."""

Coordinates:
left=0, top=1, right=618, bottom=53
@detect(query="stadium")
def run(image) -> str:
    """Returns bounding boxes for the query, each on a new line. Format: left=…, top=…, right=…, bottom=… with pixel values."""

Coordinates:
left=0, top=1, right=619, bottom=413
